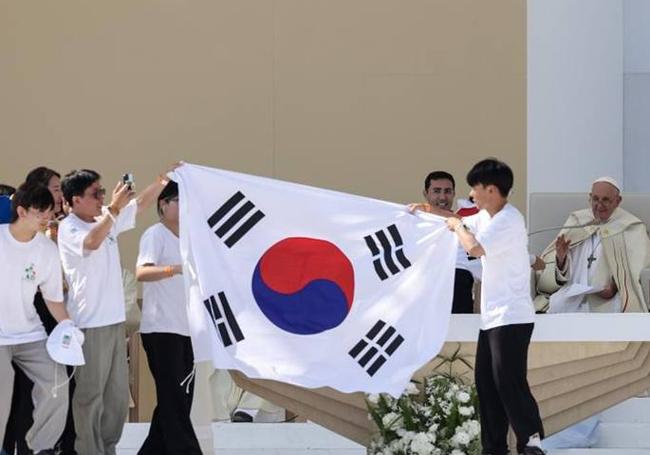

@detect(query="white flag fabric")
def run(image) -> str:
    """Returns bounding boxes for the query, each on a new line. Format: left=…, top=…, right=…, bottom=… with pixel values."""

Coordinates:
left=174, top=163, right=457, bottom=396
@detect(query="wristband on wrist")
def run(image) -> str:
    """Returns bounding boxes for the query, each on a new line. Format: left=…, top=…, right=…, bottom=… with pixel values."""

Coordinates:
left=102, top=206, right=116, bottom=224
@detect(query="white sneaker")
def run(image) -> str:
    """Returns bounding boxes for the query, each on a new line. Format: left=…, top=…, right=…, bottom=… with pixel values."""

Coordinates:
left=255, top=408, right=286, bottom=423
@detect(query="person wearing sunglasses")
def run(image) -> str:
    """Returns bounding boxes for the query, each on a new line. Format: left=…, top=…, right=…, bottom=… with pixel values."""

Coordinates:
left=57, top=166, right=177, bottom=455
left=535, top=177, right=650, bottom=314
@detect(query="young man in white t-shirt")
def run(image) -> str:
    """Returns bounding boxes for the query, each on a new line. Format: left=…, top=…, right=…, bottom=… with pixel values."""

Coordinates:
left=58, top=167, right=174, bottom=455
left=0, top=184, right=74, bottom=455
left=414, top=159, right=544, bottom=455
left=135, top=181, right=202, bottom=454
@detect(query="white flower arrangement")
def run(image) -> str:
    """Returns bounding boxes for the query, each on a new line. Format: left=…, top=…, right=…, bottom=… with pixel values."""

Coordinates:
left=367, top=347, right=481, bottom=455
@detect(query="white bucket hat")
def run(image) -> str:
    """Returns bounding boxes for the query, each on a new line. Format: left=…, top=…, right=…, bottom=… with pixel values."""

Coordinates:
left=46, top=319, right=85, bottom=366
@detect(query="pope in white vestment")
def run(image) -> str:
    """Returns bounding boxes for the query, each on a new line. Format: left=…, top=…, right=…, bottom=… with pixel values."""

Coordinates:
left=535, top=177, right=650, bottom=313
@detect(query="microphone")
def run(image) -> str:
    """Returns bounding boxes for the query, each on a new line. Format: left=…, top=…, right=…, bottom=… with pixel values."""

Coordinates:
left=528, top=220, right=598, bottom=237
left=529, top=220, right=599, bottom=262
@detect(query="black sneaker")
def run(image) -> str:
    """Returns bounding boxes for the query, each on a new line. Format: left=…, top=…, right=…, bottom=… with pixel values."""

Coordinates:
left=231, top=410, right=254, bottom=423
left=520, top=446, right=546, bottom=455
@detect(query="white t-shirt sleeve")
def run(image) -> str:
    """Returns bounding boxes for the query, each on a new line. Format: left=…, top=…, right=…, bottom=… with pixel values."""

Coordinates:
left=137, top=227, right=161, bottom=266
left=40, top=242, right=64, bottom=302
left=115, top=199, right=137, bottom=235
left=59, top=220, right=90, bottom=259
left=462, top=213, right=480, bottom=232
left=475, top=211, right=519, bottom=257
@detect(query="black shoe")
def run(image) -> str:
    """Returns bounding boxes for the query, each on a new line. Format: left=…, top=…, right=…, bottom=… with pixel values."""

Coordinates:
left=35, top=450, right=56, bottom=455
left=231, top=410, right=254, bottom=423
left=520, top=446, right=546, bottom=455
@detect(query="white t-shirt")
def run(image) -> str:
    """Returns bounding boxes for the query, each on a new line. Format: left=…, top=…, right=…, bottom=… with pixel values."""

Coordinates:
left=137, top=223, right=190, bottom=336
left=0, top=225, right=64, bottom=345
left=455, top=245, right=482, bottom=280
left=464, top=204, right=535, bottom=330
left=58, top=200, right=137, bottom=329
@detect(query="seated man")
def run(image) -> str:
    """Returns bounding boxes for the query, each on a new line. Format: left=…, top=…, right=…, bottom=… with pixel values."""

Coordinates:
left=535, top=177, right=650, bottom=313
left=423, top=171, right=481, bottom=313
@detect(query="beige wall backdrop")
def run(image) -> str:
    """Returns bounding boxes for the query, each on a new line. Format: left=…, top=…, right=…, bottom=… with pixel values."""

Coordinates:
left=0, top=0, right=526, bottom=270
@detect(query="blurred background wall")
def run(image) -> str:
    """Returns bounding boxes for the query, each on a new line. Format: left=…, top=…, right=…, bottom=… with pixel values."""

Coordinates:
left=0, top=0, right=526, bottom=270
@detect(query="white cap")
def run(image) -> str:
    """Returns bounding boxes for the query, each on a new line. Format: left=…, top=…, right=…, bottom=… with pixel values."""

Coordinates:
left=46, top=320, right=85, bottom=366
left=593, top=176, right=622, bottom=193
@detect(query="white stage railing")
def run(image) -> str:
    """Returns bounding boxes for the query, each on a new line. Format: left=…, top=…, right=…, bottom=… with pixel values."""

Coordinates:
left=446, top=314, right=650, bottom=342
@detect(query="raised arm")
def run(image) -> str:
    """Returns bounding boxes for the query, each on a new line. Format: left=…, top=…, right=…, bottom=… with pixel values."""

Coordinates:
left=447, top=217, right=485, bottom=258
left=136, top=163, right=182, bottom=216
left=83, top=182, right=133, bottom=251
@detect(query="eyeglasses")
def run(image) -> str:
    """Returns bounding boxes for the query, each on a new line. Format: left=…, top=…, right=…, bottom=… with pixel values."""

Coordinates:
left=428, top=188, right=454, bottom=195
left=86, top=188, right=106, bottom=200
left=589, top=195, right=617, bottom=206
left=27, top=208, right=53, bottom=220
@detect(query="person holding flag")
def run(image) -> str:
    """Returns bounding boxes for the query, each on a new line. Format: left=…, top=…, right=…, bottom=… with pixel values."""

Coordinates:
left=412, top=158, right=545, bottom=455
left=422, top=170, right=481, bottom=314
left=135, top=181, right=202, bottom=455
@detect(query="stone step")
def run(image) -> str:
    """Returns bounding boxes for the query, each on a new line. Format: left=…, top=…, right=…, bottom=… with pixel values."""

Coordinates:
left=116, top=422, right=365, bottom=455
left=549, top=450, right=650, bottom=455
left=211, top=422, right=365, bottom=452
left=600, top=397, right=650, bottom=423
left=117, top=422, right=213, bottom=453
left=596, top=422, right=650, bottom=448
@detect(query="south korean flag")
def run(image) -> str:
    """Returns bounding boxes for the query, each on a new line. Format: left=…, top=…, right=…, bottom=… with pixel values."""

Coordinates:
left=174, top=163, right=457, bottom=396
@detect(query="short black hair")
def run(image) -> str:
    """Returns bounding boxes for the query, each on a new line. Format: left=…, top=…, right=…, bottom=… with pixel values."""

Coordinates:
left=61, top=169, right=101, bottom=206
left=25, top=167, right=61, bottom=187
left=0, top=184, right=16, bottom=196
left=157, top=181, right=178, bottom=216
left=424, top=171, right=455, bottom=191
left=11, top=183, right=55, bottom=223
left=466, top=158, right=513, bottom=197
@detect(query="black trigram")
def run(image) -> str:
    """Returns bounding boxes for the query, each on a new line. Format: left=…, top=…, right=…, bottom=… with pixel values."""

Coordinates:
left=203, top=293, right=245, bottom=347
left=364, top=224, right=411, bottom=280
left=348, top=320, right=404, bottom=377
left=207, top=191, right=265, bottom=248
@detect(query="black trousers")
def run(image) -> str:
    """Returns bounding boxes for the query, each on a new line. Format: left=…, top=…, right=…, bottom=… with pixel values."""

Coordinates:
left=475, top=323, right=544, bottom=455
left=2, top=292, right=76, bottom=455
left=138, top=333, right=202, bottom=455
left=452, top=268, right=474, bottom=314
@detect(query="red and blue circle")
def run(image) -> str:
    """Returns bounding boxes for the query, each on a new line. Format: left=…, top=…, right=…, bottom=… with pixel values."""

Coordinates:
left=251, top=237, right=355, bottom=335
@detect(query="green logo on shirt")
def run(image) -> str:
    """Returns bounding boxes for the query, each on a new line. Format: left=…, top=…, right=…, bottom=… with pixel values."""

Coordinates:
left=24, top=263, right=36, bottom=281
